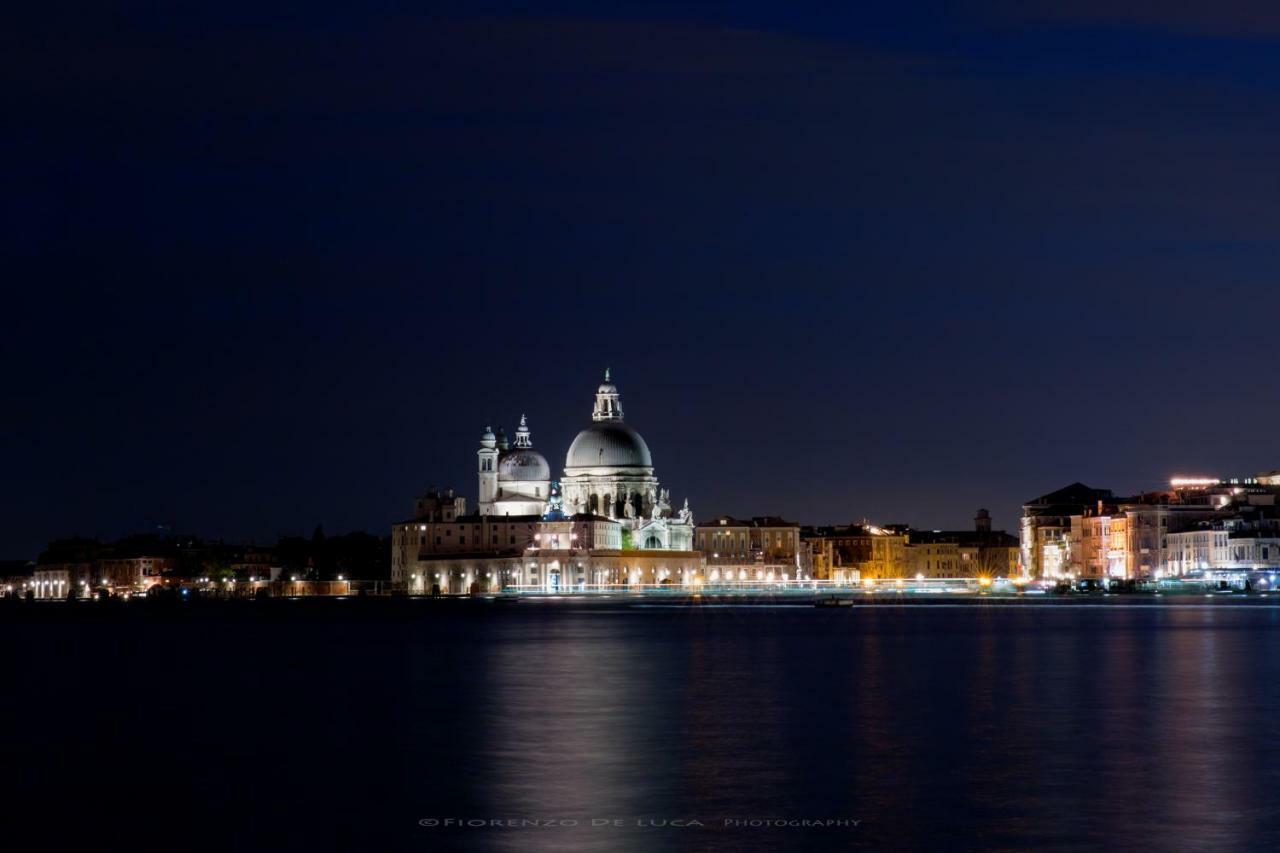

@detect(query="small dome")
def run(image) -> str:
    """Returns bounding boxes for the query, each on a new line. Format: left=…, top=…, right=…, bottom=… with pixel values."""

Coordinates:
left=498, top=449, right=550, bottom=481
left=566, top=422, right=652, bottom=469
left=481, top=425, right=496, bottom=441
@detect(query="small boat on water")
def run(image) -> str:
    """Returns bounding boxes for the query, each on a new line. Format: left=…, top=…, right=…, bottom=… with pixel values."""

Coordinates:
left=815, top=597, right=854, bottom=608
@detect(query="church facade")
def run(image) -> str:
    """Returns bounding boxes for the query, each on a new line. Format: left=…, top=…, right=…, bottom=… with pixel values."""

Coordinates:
left=477, top=414, right=549, bottom=518
left=391, top=370, right=699, bottom=593
left=475, top=370, right=693, bottom=551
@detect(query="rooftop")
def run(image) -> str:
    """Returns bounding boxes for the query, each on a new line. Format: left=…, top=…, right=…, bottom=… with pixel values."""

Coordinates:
left=699, top=515, right=800, bottom=529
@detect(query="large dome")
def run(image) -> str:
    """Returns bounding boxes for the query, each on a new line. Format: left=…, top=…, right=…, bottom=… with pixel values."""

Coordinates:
left=498, top=448, right=550, bottom=481
left=565, top=422, right=653, bottom=469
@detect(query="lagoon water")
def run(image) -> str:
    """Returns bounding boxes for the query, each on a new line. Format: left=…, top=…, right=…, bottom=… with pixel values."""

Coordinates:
left=6, top=598, right=1280, bottom=851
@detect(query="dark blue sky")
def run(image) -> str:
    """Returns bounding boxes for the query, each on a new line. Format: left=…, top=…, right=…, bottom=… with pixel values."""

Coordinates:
left=5, top=2, right=1280, bottom=557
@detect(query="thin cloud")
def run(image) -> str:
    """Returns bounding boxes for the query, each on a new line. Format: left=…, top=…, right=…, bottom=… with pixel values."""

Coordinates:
left=995, top=0, right=1280, bottom=38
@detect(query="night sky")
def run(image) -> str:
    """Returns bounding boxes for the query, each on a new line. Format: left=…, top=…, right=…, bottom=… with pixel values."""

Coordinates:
left=6, top=2, right=1280, bottom=558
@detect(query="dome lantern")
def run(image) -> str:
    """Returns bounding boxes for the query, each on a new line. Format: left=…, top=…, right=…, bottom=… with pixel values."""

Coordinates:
left=514, top=414, right=533, bottom=448
left=592, top=367, right=624, bottom=422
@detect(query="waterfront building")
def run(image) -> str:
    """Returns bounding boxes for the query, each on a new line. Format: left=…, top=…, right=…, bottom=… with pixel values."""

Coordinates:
left=92, top=535, right=182, bottom=591
left=391, top=501, right=541, bottom=589
left=32, top=562, right=92, bottom=599
left=801, top=524, right=906, bottom=582
left=695, top=516, right=807, bottom=583
left=97, top=555, right=172, bottom=591
left=229, top=549, right=281, bottom=583
left=1076, top=512, right=1129, bottom=579
left=1117, top=501, right=1219, bottom=579
left=1165, top=514, right=1280, bottom=574
left=520, top=488, right=704, bottom=591
left=803, top=512, right=1016, bottom=581
left=1022, top=473, right=1280, bottom=579
left=394, top=371, right=696, bottom=593
left=1020, top=483, right=1115, bottom=580
left=38, top=554, right=173, bottom=596
left=904, top=525, right=1019, bottom=579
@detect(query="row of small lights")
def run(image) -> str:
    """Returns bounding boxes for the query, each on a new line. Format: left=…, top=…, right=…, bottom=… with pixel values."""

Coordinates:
left=12, top=574, right=352, bottom=593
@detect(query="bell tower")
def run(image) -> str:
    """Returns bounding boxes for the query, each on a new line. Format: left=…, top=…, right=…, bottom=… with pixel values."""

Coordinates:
left=975, top=508, right=992, bottom=533
left=478, top=425, right=498, bottom=514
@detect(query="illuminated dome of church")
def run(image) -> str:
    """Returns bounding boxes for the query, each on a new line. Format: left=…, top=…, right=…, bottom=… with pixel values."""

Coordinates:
left=497, top=414, right=550, bottom=481
left=565, top=421, right=652, bottom=469
left=499, top=448, right=550, bottom=481
left=564, top=369, right=653, bottom=470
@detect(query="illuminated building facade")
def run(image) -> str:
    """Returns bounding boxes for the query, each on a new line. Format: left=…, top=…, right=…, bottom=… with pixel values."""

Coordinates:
left=695, top=516, right=808, bottom=583
left=393, top=371, right=697, bottom=592
left=478, top=415, right=549, bottom=518
left=96, top=556, right=172, bottom=591
left=803, top=513, right=1017, bottom=581
left=32, top=562, right=91, bottom=599
left=1165, top=517, right=1280, bottom=574
left=1019, top=482, right=1115, bottom=580
left=801, top=524, right=905, bottom=582
left=904, top=527, right=1019, bottom=579
left=1022, top=473, right=1280, bottom=579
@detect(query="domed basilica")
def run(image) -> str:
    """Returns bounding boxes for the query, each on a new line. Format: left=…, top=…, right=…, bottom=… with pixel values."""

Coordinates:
left=478, top=370, right=693, bottom=550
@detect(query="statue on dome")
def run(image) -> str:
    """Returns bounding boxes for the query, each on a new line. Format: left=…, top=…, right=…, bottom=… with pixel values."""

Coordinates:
left=653, top=489, right=671, bottom=519
left=678, top=498, right=692, bottom=525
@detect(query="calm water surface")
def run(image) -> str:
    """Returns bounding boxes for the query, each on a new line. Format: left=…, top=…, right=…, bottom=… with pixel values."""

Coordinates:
left=6, top=598, right=1280, bottom=851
